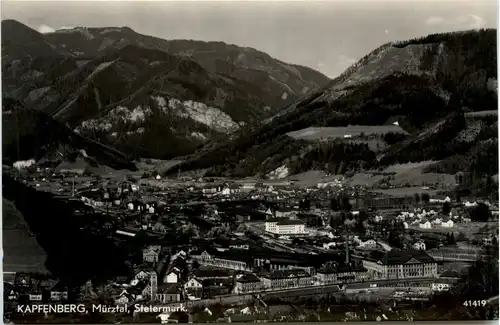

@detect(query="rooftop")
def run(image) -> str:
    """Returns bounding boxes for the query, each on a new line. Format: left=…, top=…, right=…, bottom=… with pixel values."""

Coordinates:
left=277, top=219, right=305, bottom=226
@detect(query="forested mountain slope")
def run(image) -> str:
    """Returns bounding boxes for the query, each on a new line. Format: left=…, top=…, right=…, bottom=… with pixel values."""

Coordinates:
left=168, top=29, right=497, bottom=183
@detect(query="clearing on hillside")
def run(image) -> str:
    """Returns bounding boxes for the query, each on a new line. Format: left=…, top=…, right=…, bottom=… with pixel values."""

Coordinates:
left=287, top=125, right=408, bottom=141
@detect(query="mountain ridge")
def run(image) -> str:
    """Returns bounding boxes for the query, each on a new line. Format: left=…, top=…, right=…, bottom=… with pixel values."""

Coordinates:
left=165, top=29, right=498, bottom=190
left=2, top=19, right=330, bottom=163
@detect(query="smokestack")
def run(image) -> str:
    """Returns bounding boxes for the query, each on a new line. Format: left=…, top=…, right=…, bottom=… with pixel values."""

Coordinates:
left=345, top=225, right=350, bottom=265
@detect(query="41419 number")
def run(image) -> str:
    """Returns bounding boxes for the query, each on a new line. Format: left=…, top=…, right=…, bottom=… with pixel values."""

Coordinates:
left=463, top=300, right=487, bottom=307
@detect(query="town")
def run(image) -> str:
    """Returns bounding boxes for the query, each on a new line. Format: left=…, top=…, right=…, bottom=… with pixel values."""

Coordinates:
left=3, top=161, right=499, bottom=323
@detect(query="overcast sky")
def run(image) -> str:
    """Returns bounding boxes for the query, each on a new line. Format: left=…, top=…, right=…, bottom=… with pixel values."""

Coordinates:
left=2, top=0, right=497, bottom=78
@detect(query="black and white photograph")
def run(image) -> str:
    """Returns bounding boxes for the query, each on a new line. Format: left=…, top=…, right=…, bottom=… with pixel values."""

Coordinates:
left=1, top=0, right=499, bottom=323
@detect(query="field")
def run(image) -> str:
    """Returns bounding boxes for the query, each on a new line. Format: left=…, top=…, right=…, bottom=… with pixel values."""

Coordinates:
left=287, top=170, right=343, bottom=187
left=3, top=199, right=49, bottom=273
left=286, top=125, right=408, bottom=141
left=464, top=110, right=497, bottom=117
left=348, top=161, right=455, bottom=188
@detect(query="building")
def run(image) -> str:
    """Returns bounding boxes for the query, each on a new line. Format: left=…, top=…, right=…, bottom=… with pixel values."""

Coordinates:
left=155, top=285, right=181, bottom=303
left=427, top=245, right=484, bottom=262
left=234, top=274, right=263, bottom=294
left=202, top=185, right=222, bottom=195
left=316, top=266, right=368, bottom=285
left=260, top=269, right=315, bottom=290
left=358, top=239, right=377, bottom=249
left=265, top=218, right=306, bottom=235
left=50, top=282, right=69, bottom=301
left=165, top=270, right=180, bottom=284
left=143, top=246, right=161, bottom=263
left=184, top=278, right=203, bottom=291
left=362, top=250, right=438, bottom=280
left=193, top=251, right=252, bottom=271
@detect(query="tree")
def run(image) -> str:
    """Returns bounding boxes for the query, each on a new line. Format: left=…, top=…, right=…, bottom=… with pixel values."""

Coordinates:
left=299, top=198, right=311, bottom=210
left=470, top=203, right=491, bottom=222
left=330, top=197, right=340, bottom=211
left=442, top=202, right=451, bottom=215
left=446, top=232, right=456, bottom=245
left=341, top=196, right=352, bottom=212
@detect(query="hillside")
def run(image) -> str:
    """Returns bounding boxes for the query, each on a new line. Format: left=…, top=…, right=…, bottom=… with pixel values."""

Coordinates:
left=2, top=20, right=330, bottom=160
left=2, top=97, right=137, bottom=170
left=167, top=29, right=498, bottom=186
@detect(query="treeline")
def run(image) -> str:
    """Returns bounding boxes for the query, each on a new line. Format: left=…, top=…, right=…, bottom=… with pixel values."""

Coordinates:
left=425, top=139, right=498, bottom=177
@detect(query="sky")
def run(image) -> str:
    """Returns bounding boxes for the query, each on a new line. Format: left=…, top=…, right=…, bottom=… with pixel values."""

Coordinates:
left=1, top=0, right=497, bottom=78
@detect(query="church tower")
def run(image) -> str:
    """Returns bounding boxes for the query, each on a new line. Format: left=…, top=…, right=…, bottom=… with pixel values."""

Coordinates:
left=150, top=271, right=158, bottom=301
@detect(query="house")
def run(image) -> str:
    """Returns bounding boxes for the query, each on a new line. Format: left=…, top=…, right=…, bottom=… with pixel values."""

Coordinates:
left=155, top=284, right=181, bottom=303
left=143, top=246, right=161, bottom=263
left=29, top=288, right=43, bottom=302
left=419, top=221, right=432, bottom=229
left=413, top=241, right=426, bottom=250
left=15, top=273, right=32, bottom=290
left=115, top=290, right=135, bottom=305
left=441, top=219, right=454, bottom=228
left=165, top=270, right=180, bottom=284
left=134, top=270, right=151, bottom=281
left=5, top=283, right=19, bottom=301
left=50, top=281, right=69, bottom=301
left=362, top=250, right=438, bottom=280
left=234, top=274, right=263, bottom=294
left=184, top=278, right=203, bottom=291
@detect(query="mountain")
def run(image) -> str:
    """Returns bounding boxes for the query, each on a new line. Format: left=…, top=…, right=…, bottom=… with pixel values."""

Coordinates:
left=2, top=97, right=137, bottom=171
left=168, top=29, right=498, bottom=189
left=2, top=20, right=330, bottom=160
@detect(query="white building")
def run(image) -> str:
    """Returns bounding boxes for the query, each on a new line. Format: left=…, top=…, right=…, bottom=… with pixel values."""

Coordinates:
left=358, top=239, right=377, bottom=249
left=441, top=220, right=454, bottom=228
left=165, top=271, right=179, bottom=284
left=265, top=218, right=306, bottom=235
left=419, top=221, right=432, bottom=229
left=362, top=250, right=438, bottom=280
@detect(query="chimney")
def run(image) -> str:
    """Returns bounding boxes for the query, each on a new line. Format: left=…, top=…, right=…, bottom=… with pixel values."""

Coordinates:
left=345, top=225, right=350, bottom=265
